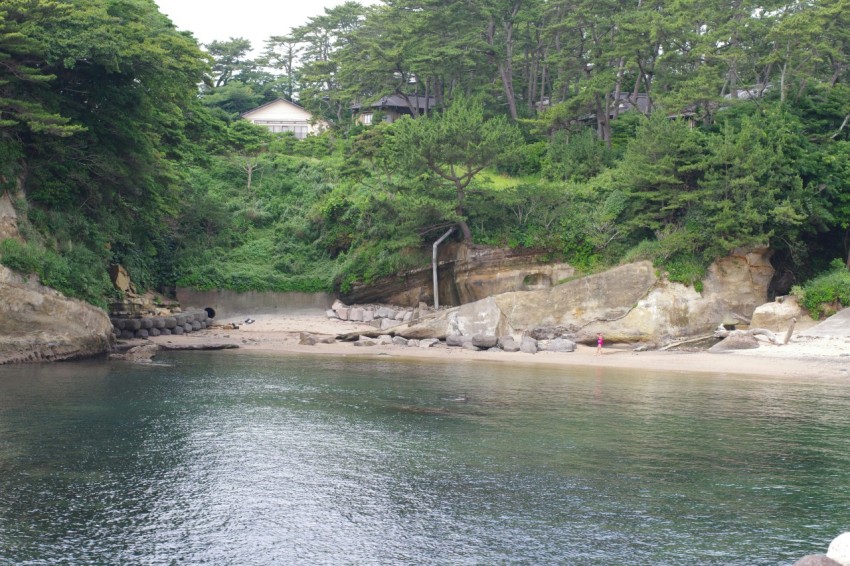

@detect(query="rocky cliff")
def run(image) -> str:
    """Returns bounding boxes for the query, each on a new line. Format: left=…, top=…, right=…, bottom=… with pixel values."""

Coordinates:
left=0, top=191, right=21, bottom=242
left=0, top=265, right=114, bottom=364
left=341, top=244, right=575, bottom=307
left=395, top=249, right=774, bottom=344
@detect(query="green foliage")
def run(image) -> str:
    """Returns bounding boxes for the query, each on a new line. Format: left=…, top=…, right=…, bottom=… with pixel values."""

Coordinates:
left=620, top=225, right=710, bottom=289
left=543, top=129, right=612, bottom=182
left=5, top=0, right=850, bottom=308
left=0, top=238, right=113, bottom=307
left=497, top=141, right=546, bottom=177
left=389, top=95, right=525, bottom=241
left=791, top=260, right=850, bottom=319
left=201, top=81, right=263, bottom=116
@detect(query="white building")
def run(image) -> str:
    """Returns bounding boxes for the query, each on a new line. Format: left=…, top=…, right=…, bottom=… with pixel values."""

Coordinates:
left=241, top=99, right=326, bottom=139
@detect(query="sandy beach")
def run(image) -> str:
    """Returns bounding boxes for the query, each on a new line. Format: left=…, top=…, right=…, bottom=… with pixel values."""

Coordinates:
left=145, top=312, right=850, bottom=381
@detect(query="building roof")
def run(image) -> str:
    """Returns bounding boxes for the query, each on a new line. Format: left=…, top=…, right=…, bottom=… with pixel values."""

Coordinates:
left=241, top=98, right=311, bottom=119
left=350, top=94, right=436, bottom=111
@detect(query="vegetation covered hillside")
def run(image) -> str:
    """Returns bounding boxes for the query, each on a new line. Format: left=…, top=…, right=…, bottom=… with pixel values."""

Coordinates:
left=1, top=0, right=849, bottom=311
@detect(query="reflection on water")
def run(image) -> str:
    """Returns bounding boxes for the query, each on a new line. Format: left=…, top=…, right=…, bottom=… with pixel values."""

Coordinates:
left=1, top=353, right=848, bottom=564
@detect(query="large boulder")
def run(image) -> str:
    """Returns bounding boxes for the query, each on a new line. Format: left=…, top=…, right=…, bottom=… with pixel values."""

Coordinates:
left=498, top=335, right=520, bottom=352
left=108, top=343, right=159, bottom=363
left=828, top=532, right=850, bottom=566
left=520, top=335, right=538, bottom=354
left=471, top=334, right=498, bottom=348
left=708, top=333, right=759, bottom=352
left=0, top=266, right=114, bottom=364
left=751, top=295, right=817, bottom=333
left=794, top=556, right=842, bottom=566
left=395, top=296, right=510, bottom=340
left=545, top=338, right=577, bottom=353
left=108, top=264, right=136, bottom=295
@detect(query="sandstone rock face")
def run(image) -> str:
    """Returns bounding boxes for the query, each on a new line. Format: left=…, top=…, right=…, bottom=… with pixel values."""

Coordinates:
left=0, top=266, right=114, bottom=364
left=450, top=245, right=575, bottom=305
left=493, top=261, right=658, bottom=340
left=394, top=249, right=774, bottom=345
left=342, top=243, right=575, bottom=307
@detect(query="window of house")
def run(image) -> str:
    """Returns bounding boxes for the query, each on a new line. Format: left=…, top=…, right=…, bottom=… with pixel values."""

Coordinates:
left=362, top=113, right=373, bottom=125
left=252, top=120, right=309, bottom=139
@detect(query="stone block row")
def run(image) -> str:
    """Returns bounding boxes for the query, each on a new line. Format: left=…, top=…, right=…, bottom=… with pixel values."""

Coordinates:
left=444, top=333, right=576, bottom=354
left=348, top=332, right=575, bottom=353
left=327, top=300, right=427, bottom=330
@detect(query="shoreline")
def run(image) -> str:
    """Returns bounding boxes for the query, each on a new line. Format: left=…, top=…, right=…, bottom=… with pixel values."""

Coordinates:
left=146, top=313, right=850, bottom=382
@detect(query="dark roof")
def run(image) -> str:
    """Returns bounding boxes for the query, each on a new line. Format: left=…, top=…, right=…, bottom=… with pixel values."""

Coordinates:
left=611, top=93, right=650, bottom=114
left=576, top=93, right=651, bottom=122
left=350, top=94, right=436, bottom=111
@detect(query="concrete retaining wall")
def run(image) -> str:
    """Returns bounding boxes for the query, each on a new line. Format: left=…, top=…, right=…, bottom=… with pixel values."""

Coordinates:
left=176, top=288, right=335, bottom=319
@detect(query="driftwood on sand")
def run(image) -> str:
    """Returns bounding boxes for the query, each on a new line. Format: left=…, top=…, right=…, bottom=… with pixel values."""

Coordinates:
left=713, top=317, right=797, bottom=346
left=714, top=326, right=780, bottom=344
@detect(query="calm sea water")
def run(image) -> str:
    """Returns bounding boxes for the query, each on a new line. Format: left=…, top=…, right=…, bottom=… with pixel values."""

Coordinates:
left=0, top=352, right=848, bottom=565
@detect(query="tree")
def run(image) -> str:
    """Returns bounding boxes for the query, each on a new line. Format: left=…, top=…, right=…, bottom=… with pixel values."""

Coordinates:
left=206, top=37, right=253, bottom=88
left=0, top=0, right=85, bottom=138
left=614, top=113, right=708, bottom=239
left=201, top=81, right=263, bottom=116
left=261, top=35, right=302, bottom=101
left=290, top=1, right=366, bottom=121
left=3, top=0, right=209, bottom=294
left=225, top=120, right=272, bottom=194
left=389, top=96, right=523, bottom=242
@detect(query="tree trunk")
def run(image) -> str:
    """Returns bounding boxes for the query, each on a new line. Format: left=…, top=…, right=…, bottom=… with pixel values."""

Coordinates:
left=846, top=241, right=850, bottom=270
left=458, top=220, right=473, bottom=243
left=487, top=3, right=522, bottom=121
left=455, top=188, right=472, bottom=243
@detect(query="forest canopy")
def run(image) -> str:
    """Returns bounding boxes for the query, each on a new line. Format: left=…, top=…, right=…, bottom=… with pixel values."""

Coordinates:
left=1, top=0, right=849, bottom=309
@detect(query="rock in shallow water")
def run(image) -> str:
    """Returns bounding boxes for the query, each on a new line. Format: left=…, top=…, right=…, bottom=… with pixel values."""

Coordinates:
left=828, top=532, right=850, bottom=566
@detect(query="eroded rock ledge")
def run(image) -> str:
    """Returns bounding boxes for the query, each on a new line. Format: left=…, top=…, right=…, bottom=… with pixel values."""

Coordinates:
left=0, top=266, right=114, bottom=364
left=371, top=250, right=774, bottom=346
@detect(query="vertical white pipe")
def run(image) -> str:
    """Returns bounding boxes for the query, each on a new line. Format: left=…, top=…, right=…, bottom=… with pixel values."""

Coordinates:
left=432, top=227, right=455, bottom=309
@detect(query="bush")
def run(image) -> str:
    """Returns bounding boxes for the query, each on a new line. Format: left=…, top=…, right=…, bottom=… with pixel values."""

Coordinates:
left=622, top=233, right=709, bottom=291
left=791, top=259, right=850, bottom=319
left=496, top=141, right=546, bottom=176
left=0, top=238, right=112, bottom=307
